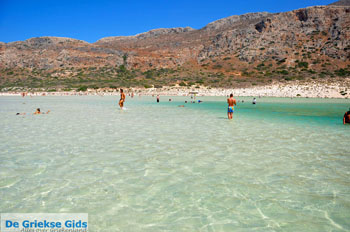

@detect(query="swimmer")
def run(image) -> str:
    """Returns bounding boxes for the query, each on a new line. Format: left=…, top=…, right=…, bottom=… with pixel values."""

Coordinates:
left=178, top=105, right=185, bottom=107
left=343, top=108, right=350, bottom=124
left=34, top=108, right=50, bottom=114
left=16, top=113, right=26, bottom=115
left=119, top=89, right=126, bottom=109
left=227, top=93, right=237, bottom=120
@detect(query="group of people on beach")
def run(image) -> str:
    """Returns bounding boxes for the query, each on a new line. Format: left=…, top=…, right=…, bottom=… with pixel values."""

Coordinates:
left=117, top=89, right=350, bottom=124
left=117, top=88, right=237, bottom=120
left=15, top=89, right=350, bottom=124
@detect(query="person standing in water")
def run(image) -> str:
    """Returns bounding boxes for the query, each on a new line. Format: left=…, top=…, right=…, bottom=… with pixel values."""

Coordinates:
left=119, top=89, right=126, bottom=109
left=252, top=98, right=257, bottom=104
left=227, top=94, right=236, bottom=120
left=157, top=95, right=160, bottom=103
left=343, top=108, right=350, bottom=124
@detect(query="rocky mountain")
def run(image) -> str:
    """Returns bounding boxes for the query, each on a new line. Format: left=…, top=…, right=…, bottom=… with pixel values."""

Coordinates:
left=202, top=12, right=272, bottom=31
left=329, top=0, right=350, bottom=6
left=199, top=6, right=350, bottom=63
left=97, top=27, right=195, bottom=43
left=0, top=0, right=349, bottom=89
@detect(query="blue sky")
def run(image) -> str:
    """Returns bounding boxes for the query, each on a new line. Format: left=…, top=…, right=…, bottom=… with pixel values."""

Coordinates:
left=0, top=0, right=336, bottom=43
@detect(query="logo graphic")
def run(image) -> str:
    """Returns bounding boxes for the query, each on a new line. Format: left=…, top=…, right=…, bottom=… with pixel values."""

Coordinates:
left=1, top=213, right=88, bottom=232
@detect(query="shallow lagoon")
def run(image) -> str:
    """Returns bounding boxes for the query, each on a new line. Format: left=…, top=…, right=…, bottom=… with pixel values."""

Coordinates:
left=0, top=96, right=349, bottom=231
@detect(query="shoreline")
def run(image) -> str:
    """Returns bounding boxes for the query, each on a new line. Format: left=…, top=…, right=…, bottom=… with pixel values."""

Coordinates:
left=1, top=80, right=349, bottom=99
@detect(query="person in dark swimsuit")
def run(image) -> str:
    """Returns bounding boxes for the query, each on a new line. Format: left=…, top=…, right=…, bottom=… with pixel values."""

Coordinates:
left=344, top=108, right=350, bottom=124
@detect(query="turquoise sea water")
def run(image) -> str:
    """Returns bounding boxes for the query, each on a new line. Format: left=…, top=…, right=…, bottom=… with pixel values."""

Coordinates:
left=0, top=96, right=349, bottom=232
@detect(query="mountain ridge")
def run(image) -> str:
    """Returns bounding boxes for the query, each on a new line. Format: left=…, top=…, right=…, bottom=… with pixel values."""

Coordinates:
left=328, top=0, right=350, bottom=6
left=0, top=0, right=349, bottom=89
left=1, top=0, right=349, bottom=44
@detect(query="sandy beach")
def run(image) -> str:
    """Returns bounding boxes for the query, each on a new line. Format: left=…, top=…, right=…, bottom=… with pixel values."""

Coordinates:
left=1, top=79, right=349, bottom=98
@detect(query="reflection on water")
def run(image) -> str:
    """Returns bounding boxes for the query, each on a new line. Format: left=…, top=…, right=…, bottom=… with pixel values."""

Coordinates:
left=0, top=96, right=349, bottom=231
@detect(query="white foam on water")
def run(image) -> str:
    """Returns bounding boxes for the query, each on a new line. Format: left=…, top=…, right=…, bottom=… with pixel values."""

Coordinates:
left=324, top=211, right=344, bottom=231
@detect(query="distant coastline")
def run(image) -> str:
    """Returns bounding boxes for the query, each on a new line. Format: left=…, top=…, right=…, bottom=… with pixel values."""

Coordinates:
left=1, top=80, right=349, bottom=99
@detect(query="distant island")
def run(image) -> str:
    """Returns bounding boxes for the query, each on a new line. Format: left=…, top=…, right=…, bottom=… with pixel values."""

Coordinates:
left=0, top=0, right=349, bottom=98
